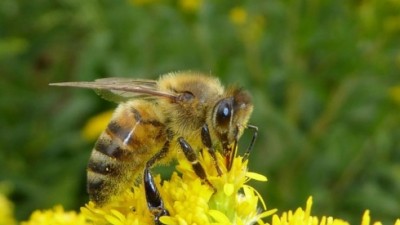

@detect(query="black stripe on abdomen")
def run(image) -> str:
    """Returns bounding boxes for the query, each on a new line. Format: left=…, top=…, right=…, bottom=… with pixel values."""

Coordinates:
left=94, top=135, right=126, bottom=159
left=87, top=157, right=119, bottom=177
left=106, top=121, right=132, bottom=143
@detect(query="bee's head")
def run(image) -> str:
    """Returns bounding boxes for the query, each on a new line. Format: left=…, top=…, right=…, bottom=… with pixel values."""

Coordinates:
left=211, top=87, right=253, bottom=151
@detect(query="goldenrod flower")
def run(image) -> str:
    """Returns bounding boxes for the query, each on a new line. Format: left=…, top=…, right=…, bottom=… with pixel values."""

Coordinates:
left=18, top=153, right=400, bottom=225
left=81, top=150, right=275, bottom=225
left=20, top=205, right=88, bottom=225
left=270, top=197, right=349, bottom=225
left=0, top=193, right=16, bottom=225
left=269, top=197, right=400, bottom=225
left=22, top=110, right=400, bottom=225
left=81, top=185, right=155, bottom=225
left=160, top=151, right=275, bottom=225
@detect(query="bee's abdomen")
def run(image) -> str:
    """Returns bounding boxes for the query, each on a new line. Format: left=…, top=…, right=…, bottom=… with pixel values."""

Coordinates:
left=86, top=133, right=131, bottom=205
left=86, top=102, right=166, bottom=205
left=87, top=150, right=119, bottom=204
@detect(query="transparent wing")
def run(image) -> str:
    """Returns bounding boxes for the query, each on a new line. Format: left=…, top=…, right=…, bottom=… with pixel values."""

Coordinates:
left=50, top=77, right=177, bottom=103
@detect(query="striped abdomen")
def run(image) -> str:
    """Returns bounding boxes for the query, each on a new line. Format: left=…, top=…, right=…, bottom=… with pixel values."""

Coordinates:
left=87, top=100, right=166, bottom=205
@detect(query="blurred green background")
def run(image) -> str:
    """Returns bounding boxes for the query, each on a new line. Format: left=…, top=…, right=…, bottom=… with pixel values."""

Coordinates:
left=1, top=0, right=399, bottom=223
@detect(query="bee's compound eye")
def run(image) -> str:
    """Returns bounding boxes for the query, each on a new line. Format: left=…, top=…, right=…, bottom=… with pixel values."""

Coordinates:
left=215, top=99, right=232, bottom=128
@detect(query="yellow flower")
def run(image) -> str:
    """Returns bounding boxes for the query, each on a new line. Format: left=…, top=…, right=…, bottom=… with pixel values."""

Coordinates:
left=0, top=193, right=16, bottom=225
left=384, top=16, right=400, bottom=33
left=81, top=150, right=274, bottom=225
left=229, top=7, right=266, bottom=45
left=229, top=7, right=248, bottom=26
left=27, top=110, right=400, bottom=225
left=21, top=205, right=88, bottom=225
left=129, top=0, right=161, bottom=6
left=160, top=150, right=275, bottom=225
left=81, top=186, right=154, bottom=225
left=270, top=197, right=350, bottom=225
left=81, top=110, right=114, bottom=141
left=269, top=197, right=400, bottom=225
left=179, top=0, right=202, bottom=13
left=19, top=149, right=400, bottom=225
left=389, top=85, right=400, bottom=105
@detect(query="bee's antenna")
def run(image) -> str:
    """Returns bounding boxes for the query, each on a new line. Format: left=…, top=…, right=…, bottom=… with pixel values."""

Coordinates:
left=242, top=124, right=258, bottom=162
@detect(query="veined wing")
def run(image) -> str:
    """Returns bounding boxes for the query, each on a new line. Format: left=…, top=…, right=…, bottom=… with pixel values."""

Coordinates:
left=50, top=77, right=177, bottom=103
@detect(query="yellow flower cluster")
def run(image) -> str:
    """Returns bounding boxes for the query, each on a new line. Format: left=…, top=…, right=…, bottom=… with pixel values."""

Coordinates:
left=21, top=205, right=88, bottom=225
left=228, top=6, right=266, bottom=43
left=271, top=197, right=400, bottom=225
left=0, top=193, right=16, bottom=225
left=80, top=150, right=274, bottom=225
left=18, top=147, right=400, bottom=225
left=178, top=0, right=202, bottom=13
left=389, top=85, right=400, bottom=105
left=15, top=111, right=400, bottom=224
left=229, top=7, right=248, bottom=26
left=271, top=197, right=350, bottom=225
left=160, top=150, right=274, bottom=225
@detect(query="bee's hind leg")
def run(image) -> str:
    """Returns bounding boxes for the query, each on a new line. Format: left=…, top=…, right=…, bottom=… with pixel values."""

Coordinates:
left=178, top=137, right=216, bottom=192
left=144, top=167, right=169, bottom=225
left=144, top=139, right=171, bottom=225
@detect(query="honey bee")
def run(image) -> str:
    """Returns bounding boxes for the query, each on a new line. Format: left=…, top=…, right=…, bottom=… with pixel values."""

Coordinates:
left=50, top=71, right=256, bottom=223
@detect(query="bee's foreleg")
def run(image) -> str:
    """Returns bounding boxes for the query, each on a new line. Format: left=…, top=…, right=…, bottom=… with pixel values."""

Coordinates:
left=144, top=139, right=171, bottom=224
left=201, top=124, right=222, bottom=176
left=178, top=137, right=216, bottom=192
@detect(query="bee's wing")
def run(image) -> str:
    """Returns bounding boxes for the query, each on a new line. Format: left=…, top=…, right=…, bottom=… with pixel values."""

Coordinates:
left=50, top=78, right=177, bottom=103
